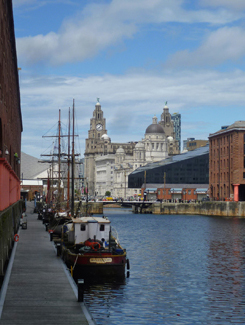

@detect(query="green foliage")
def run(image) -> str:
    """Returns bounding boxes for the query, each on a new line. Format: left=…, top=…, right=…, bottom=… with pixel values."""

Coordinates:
left=105, top=191, right=111, bottom=197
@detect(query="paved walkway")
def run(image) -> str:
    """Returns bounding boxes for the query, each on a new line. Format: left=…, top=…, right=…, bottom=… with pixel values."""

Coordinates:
left=0, top=201, right=93, bottom=325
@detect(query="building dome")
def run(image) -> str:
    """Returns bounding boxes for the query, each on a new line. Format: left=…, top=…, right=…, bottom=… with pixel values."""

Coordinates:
left=116, top=146, right=125, bottom=154
left=101, top=134, right=110, bottom=140
left=135, top=142, right=145, bottom=149
left=145, top=115, right=164, bottom=134
left=145, top=124, right=164, bottom=134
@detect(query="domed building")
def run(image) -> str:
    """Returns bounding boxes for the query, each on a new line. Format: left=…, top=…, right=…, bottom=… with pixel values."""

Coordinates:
left=142, top=115, right=168, bottom=162
left=112, top=117, right=170, bottom=198
left=85, top=100, right=180, bottom=198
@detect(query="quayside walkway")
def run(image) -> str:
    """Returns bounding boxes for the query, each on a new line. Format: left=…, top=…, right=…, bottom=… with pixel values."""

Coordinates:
left=0, top=201, right=93, bottom=325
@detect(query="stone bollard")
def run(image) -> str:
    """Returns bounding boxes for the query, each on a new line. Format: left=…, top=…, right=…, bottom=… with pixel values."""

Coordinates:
left=56, top=243, right=61, bottom=256
left=78, top=279, right=84, bottom=302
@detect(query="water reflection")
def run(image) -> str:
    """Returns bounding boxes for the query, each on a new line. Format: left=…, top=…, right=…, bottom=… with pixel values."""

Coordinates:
left=83, top=210, right=245, bottom=324
left=84, top=281, right=127, bottom=323
left=206, top=217, right=245, bottom=323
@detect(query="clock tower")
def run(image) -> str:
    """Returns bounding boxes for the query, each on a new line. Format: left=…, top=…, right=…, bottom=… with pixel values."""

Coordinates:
left=88, top=98, right=106, bottom=139
left=84, top=99, right=108, bottom=195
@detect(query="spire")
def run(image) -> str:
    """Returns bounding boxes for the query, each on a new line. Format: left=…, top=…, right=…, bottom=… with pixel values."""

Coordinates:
left=152, top=115, right=158, bottom=124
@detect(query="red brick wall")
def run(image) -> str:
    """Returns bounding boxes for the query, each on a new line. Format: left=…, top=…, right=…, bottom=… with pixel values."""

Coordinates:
left=21, top=185, right=44, bottom=201
left=209, top=128, right=245, bottom=201
left=141, top=187, right=206, bottom=201
left=0, top=158, right=20, bottom=210
left=0, top=0, right=22, bottom=180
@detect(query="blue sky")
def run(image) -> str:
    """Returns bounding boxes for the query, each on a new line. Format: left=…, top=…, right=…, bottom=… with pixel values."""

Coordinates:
left=12, top=0, right=245, bottom=158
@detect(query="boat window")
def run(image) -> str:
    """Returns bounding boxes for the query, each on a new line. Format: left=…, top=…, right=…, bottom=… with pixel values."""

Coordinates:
left=80, top=224, right=86, bottom=231
left=100, top=224, right=105, bottom=231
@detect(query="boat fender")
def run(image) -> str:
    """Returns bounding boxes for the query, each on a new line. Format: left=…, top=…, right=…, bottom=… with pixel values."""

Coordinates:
left=14, top=234, right=19, bottom=242
left=127, top=259, right=130, bottom=270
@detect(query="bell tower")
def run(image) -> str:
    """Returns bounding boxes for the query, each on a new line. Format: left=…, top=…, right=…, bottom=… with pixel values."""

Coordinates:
left=88, top=98, right=107, bottom=139
left=84, top=99, right=108, bottom=195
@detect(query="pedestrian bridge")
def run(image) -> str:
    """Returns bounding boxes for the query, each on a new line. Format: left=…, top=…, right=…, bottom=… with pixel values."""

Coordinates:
left=101, top=200, right=155, bottom=213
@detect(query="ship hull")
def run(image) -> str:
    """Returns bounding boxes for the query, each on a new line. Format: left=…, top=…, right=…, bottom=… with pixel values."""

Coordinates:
left=62, top=248, right=127, bottom=280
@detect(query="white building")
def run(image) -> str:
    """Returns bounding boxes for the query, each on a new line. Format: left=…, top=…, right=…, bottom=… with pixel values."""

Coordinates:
left=95, top=154, right=115, bottom=197
left=141, top=116, right=169, bottom=162
left=86, top=100, right=179, bottom=199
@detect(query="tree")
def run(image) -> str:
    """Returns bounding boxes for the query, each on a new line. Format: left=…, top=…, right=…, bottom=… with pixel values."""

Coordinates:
left=105, top=191, right=111, bottom=197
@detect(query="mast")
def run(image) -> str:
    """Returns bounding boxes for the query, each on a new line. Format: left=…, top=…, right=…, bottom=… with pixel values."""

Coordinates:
left=40, top=106, right=80, bottom=212
left=71, top=99, right=75, bottom=217
left=51, top=155, right=54, bottom=206
left=67, top=108, right=71, bottom=209
left=57, top=109, right=61, bottom=210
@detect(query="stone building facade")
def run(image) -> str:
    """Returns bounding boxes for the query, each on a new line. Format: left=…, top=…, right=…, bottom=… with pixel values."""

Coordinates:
left=84, top=100, right=136, bottom=195
left=94, top=154, right=115, bottom=197
left=209, top=121, right=245, bottom=201
left=159, top=103, right=179, bottom=155
left=85, top=100, right=179, bottom=198
left=0, top=0, right=22, bottom=210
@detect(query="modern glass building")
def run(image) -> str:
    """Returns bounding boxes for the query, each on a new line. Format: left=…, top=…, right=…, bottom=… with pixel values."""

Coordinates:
left=128, top=145, right=209, bottom=188
left=171, top=113, right=181, bottom=151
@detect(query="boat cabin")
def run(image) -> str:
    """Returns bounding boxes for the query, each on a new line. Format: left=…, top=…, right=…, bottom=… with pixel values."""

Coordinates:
left=70, top=216, right=111, bottom=245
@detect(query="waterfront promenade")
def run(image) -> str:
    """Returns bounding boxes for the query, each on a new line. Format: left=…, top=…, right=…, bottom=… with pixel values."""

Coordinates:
left=0, top=202, right=94, bottom=325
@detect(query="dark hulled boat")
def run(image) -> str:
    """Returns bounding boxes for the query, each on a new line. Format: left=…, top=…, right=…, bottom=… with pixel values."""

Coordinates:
left=61, top=215, right=129, bottom=280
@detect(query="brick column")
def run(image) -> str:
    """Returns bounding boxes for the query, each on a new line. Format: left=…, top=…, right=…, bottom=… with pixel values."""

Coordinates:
left=233, top=184, right=240, bottom=202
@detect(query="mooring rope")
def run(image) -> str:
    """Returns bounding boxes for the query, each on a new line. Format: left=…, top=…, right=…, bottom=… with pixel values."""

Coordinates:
left=73, top=254, right=79, bottom=270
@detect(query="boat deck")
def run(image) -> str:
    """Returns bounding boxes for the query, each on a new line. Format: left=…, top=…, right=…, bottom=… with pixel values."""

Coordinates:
left=0, top=201, right=93, bottom=325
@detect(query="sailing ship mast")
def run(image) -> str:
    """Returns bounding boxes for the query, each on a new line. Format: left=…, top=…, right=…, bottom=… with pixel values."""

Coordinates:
left=57, top=109, right=61, bottom=210
left=40, top=101, right=80, bottom=213
left=71, top=99, right=75, bottom=217
left=41, top=109, right=66, bottom=211
left=67, top=108, right=71, bottom=209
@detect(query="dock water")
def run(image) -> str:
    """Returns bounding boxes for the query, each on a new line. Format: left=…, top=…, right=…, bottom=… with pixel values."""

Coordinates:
left=0, top=202, right=93, bottom=325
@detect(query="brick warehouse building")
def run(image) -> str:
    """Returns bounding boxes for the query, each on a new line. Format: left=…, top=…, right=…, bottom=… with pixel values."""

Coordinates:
left=209, top=121, right=245, bottom=202
left=0, top=0, right=22, bottom=210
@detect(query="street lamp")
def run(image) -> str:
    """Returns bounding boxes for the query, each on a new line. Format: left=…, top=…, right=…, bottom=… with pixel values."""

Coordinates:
left=124, top=170, right=127, bottom=200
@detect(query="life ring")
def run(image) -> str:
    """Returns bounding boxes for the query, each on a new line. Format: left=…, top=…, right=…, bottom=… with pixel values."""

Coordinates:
left=84, top=240, right=101, bottom=250
left=91, top=242, right=101, bottom=250
left=14, top=234, right=19, bottom=242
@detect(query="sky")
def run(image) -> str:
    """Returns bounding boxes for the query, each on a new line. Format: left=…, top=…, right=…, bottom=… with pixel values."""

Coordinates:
left=12, top=0, right=245, bottom=158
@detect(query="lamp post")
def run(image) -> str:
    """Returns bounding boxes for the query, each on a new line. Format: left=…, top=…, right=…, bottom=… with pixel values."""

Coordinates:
left=124, top=170, right=127, bottom=200
left=164, top=172, right=166, bottom=202
left=183, top=189, right=186, bottom=202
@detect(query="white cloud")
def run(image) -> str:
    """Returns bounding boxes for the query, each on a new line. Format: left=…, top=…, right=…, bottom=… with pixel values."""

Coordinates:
left=19, top=68, right=245, bottom=157
left=166, top=26, right=245, bottom=67
left=200, top=0, right=245, bottom=11
left=16, top=0, right=242, bottom=66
